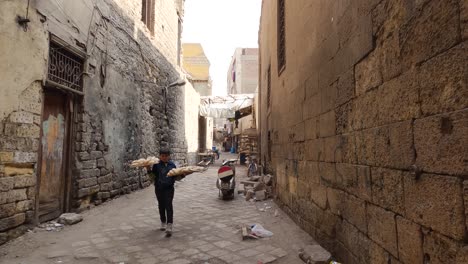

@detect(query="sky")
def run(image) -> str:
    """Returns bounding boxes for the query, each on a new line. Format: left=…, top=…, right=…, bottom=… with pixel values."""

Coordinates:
left=182, top=0, right=262, bottom=96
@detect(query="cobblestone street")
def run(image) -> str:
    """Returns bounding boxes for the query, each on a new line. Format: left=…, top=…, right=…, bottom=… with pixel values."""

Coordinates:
left=0, top=157, right=317, bottom=264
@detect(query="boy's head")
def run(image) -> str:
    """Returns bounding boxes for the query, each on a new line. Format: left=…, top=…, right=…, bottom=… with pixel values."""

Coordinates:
left=159, top=148, right=171, bottom=163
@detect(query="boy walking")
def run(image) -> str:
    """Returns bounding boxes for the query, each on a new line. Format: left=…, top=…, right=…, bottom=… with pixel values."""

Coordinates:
left=147, top=148, right=177, bottom=237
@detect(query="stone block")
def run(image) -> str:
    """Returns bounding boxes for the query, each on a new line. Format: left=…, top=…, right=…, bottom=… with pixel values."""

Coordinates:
left=77, top=152, right=91, bottom=161
left=255, top=190, right=266, bottom=201
left=90, top=151, right=103, bottom=159
left=100, top=183, right=111, bottom=191
left=336, top=102, right=352, bottom=135
left=79, top=160, right=96, bottom=170
left=367, top=204, right=398, bottom=257
left=404, top=173, right=465, bottom=240
left=27, top=187, right=35, bottom=199
left=318, top=111, right=336, bottom=137
left=16, top=200, right=33, bottom=213
left=13, top=152, right=37, bottom=163
left=351, top=89, right=379, bottom=130
left=13, top=175, right=36, bottom=188
left=341, top=193, right=367, bottom=234
left=304, top=139, right=321, bottom=161
left=0, top=177, right=14, bottom=192
left=89, top=185, right=100, bottom=194
left=16, top=124, right=40, bottom=138
left=377, top=73, right=419, bottom=126
left=415, top=108, right=468, bottom=176
left=79, top=169, right=100, bottom=178
left=0, top=213, right=25, bottom=232
left=303, top=94, right=321, bottom=119
left=77, top=187, right=90, bottom=198
left=58, top=213, right=83, bottom=225
left=0, top=203, right=16, bottom=218
left=9, top=112, right=34, bottom=124
left=326, top=187, right=344, bottom=216
left=4, top=165, right=34, bottom=176
left=397, top=216, right=423, bottom=264
left=374, top=120, right=415, bottom=169
left=371, top=167, right=405, bottom=215
left=0, top=152, right=14, bottom=163
left=97, top=158, right=106, bottom=168
left=318, top=162, right=335, bottom=187
left=98, top=174, right=112, bottom=184
left=336, top=67, right=355, bottom=107
left=335, top=134, right=357, bottom=164
left=355, top=50, right=382, bottom=96
left=369, top=241, right=392, bottom=264
left=3, top=123, right=17, bottom=136
left=310, top=183, right=327, bottom=210
left=400, top=0, right=460, bottom=70
left=423, top=230, right=462, bottom=263
left=462, top=0, right=468, bottom=40
left=320, top=136, right=338, bottom=162
left=355, top=129, right=376, bottom=165
left=0, top=189, right=27, bottom=204
left=320, top=82, right=337, bottom=114
left=78, top=178, right=98, bottom=188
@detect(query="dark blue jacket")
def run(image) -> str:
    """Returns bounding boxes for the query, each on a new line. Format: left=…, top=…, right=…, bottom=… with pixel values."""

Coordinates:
left=151, top=161, right=177, bottom=189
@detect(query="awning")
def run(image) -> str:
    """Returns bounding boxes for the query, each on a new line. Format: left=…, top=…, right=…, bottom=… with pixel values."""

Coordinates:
left=200, top=94, right=254, bottom=118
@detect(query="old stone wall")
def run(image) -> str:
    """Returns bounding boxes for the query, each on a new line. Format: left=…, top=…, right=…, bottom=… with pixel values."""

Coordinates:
left=184, top=80, right=201, bottom=165
left=0, top=0, right=186, bottom=244
left=259, top=0, right=468, bottom=263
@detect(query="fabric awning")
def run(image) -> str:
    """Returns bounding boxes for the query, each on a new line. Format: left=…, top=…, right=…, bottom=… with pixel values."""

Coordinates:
left=200, top=94, right=254, bottom=118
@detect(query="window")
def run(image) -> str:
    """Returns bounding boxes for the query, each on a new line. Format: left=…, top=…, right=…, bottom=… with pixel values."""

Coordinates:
left=141, top=0, right=155, bottom=35
left=267, top=65, right=271, bottom=108
left=47, top=41, right=84, bottom=93
left=277, top=0, right=286, bottom=74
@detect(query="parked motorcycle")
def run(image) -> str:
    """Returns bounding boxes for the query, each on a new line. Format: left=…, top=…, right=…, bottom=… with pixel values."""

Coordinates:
left=216, top=159, right=237, bottom=200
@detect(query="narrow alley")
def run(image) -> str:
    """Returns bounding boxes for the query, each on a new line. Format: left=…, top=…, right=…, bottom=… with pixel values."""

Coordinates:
left=0, top=156, right=316, bottom=264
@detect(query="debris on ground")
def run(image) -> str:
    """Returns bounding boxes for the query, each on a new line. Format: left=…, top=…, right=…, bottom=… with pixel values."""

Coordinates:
left=241, top=224, right=274, bottom=240
left=298, top=245, right=332, bottom=264
left=241, top=174, right=274, bottom=201
left=58, top=213, right=83, bottom=225
left=37, top=221, right=64, bottom=232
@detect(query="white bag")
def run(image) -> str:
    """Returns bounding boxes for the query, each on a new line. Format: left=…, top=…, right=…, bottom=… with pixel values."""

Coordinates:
left=250, top=224, right=273, bottom=238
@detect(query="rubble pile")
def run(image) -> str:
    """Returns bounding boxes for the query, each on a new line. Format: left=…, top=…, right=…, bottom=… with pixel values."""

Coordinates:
left=240, top=174, right=273, bottom=201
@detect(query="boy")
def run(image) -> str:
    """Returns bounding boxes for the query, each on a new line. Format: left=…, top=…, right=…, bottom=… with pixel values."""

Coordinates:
left=147, top=148, right=178, bottom=237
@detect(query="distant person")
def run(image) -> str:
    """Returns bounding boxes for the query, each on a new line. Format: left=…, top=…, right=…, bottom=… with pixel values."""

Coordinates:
left=147, top=148, right=183, bottom=237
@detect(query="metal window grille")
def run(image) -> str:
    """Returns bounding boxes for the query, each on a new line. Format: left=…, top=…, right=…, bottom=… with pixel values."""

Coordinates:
left=142, top=0, right=155, bottom=35
left=267, top=65, right=271, bottom=108
left=277, top=0, right=286, bottom=73
left=47, top=42, right=84, bottom=92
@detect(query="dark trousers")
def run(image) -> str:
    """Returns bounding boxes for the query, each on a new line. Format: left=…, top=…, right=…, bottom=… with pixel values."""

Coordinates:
left=155, top=186, right=174, bottom=224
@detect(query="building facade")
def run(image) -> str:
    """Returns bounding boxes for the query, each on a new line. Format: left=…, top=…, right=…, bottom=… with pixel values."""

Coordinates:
left=182, top=43, right=212, bottom=96
left=259, top=0, right=468, bottom=263
left=227, top=48, right=259, bottom=95
left=0, top=0, right=187, bottom=244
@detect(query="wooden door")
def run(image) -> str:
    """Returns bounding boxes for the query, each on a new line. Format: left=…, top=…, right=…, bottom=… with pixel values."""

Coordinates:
left=38, top=90, right=68, bottom=222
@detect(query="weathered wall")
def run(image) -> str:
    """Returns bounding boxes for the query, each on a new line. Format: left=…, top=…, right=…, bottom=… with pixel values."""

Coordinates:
left=0, top=0, right=186, bottom=244
left=259, top=0, right=468, bottom=263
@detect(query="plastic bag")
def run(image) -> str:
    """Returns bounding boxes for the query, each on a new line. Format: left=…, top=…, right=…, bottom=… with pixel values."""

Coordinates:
left=250, top=224, right=273, bottom=237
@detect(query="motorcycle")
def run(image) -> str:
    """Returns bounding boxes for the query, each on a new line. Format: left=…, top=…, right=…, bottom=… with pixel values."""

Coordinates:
left=216, top=159, right=237, bottom=200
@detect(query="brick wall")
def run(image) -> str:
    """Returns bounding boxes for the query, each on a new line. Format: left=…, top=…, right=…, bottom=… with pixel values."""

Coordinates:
left=0, top=0, right=186, bottom=244
left=259, top=0, right=468, bottom=263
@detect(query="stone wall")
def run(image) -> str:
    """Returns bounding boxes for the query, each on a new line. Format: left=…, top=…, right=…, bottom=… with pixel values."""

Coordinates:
left=0, top=0, right=186, bottom=244
left=259, top=0, right=468, bottom=263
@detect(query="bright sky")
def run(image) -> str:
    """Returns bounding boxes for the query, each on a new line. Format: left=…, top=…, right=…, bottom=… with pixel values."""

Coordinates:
left=182, top=0, right=262, bottom=96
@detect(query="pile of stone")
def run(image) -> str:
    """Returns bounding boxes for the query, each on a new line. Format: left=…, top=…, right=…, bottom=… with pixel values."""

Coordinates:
left=240, top=174, right=273, bottom=201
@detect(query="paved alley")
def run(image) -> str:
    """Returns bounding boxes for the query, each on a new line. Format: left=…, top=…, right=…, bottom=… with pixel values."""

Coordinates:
left=0, top=158, right=317, bottom=264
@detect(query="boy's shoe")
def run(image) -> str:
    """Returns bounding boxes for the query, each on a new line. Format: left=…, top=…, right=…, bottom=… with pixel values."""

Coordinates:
left=165, top=223, right=173, bottom=237
left=160, top=222, right=167, bottom=231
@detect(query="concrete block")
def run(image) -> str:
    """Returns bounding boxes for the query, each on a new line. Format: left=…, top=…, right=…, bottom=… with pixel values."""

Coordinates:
left=367, top=204, right=398, bottom=257
left=400, top=0, right=460, bottom=70
left=13, top=175, right=36, bottom=188
left=0, top=213, right=25, bottom=232
left=404, top=173, right=465, bottom=240
left=397, top=216, right=423, bottom=264
left=371, top=167, right=405, bottom=215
